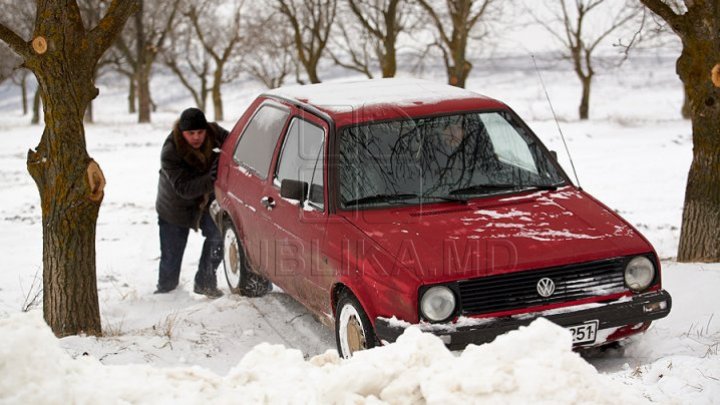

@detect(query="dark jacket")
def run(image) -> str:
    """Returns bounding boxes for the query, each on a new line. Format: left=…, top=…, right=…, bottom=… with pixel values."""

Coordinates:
left=156, top=121, right=229, bottom=229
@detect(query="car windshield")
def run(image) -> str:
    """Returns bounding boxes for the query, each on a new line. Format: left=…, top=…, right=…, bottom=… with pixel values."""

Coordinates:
left=338, top=111, right=566, bottom=208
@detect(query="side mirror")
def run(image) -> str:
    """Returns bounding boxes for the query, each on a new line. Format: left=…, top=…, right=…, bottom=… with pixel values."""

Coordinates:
left=280, top=179, right=308, bottom=202
left=550, top=150, right=558, bottom=161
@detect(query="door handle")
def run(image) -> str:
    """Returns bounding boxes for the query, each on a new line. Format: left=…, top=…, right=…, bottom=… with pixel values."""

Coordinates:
left=260, top=196, right=276, bottom=210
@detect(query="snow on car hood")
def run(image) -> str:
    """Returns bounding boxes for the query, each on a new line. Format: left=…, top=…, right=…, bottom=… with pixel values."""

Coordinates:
left=342, top=187, right=653, bottom=284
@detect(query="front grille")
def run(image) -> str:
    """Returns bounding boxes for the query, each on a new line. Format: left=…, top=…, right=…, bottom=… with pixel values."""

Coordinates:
left=458, top=257, right=628, bottom=315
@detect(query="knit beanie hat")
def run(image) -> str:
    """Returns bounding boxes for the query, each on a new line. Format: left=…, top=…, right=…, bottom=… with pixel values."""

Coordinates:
left=178, top=108, right=208, bottom=131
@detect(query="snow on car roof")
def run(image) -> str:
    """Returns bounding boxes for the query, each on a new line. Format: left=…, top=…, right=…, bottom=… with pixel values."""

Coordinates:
left=265, top=78, right=496, bottom=112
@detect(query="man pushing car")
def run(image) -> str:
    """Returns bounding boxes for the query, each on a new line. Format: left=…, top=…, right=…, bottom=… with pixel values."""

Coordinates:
left=154, top=107, right=228, bottom=298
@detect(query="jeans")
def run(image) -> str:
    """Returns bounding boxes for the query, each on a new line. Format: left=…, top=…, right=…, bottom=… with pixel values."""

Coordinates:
left=157, top=211, right=223, bottom=291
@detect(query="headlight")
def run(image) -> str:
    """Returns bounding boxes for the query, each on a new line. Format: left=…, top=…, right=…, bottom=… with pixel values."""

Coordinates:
left=420, top=286, right=456, bottom=322
left=625, top=256, right=655, bottom=292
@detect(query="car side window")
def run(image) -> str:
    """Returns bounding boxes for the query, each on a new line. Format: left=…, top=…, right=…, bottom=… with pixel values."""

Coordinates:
left=276, top=118, right=325, bottom=209
left=233, top=104, right=290, bottom=179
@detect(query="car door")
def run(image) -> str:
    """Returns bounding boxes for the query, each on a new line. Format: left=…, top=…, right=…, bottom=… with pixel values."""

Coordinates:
left=226, top=100, right=291, bottom=276
left=262, top=109, right=329, bottom=311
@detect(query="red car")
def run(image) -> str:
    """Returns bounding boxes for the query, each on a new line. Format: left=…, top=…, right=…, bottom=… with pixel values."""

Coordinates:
left=211, top=79, right=671, bottom=358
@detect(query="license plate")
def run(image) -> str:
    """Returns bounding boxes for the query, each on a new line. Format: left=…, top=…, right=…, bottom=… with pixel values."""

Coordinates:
left=568, top=320, right=598, bottom=345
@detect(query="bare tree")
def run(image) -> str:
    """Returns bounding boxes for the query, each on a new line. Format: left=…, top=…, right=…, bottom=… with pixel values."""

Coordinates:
left=527, top=0, right=642, bottom=120
left=78, top=0, right=124, bottom=123
left=276, top=0, right=337, bottom=84
left=103, top=45, right=137, bottom=114
left=184, top=0, right=245, bottom=121
left=113, top=0, right=181, bottom=123
left=417, top=0, right=497, bottom=88
left=0, top=0, right=137, bottom=337
left=331, top=0, right=413, bottom=78
left=331, top=8, right=375, bottom=78
left=0, top=1, right=35, bottom=114
left=163, top=21, right=212, bottom=110
left=242, top=10, right=295, bottom=89
left=639, top=0, right=720, bottom=262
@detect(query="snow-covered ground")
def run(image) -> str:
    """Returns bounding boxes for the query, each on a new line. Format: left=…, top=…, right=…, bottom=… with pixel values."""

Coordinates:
left=1, top=54, right=719, bottom=403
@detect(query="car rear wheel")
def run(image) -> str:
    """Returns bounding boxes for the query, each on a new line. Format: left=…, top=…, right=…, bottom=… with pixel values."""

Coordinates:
left=335, top=290, right=376, bottom=359
left=222, top=220, right=272, bottom=297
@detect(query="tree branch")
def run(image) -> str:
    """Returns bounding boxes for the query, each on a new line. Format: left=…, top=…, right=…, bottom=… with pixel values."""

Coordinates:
left=638, top=0, right=682, bottom=31
left=89, top=0, right=140, bottom=60
left=0, top=22, right=32, bottom=60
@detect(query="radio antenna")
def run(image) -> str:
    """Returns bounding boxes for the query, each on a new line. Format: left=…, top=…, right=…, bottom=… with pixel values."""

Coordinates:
left=531, top=54, right=582, bottom=190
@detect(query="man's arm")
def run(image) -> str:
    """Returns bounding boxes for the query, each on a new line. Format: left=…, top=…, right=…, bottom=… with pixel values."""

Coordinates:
left=161, top=143, right=214, bottom=199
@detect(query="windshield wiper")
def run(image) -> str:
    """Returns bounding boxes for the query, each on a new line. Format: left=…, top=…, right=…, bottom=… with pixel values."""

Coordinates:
left=449, top=182, right=564, bottom=196
left=449, top=184, right=519, bottom=195
left=345, top=193, right=467, bottom=207
left=421, top=195, right=468, bottom=204
left=344, top=193, right=419, bottom=206
left=526, top=183, right=561, bottom=191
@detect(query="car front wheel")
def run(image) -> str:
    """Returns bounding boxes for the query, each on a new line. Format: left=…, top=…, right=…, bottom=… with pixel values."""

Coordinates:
left=222, top=220, right=272, bottom=297
left=335, top=290, right=376, bottom=358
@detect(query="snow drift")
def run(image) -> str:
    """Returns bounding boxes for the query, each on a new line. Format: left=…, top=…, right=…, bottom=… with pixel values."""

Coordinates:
left=0, top=312, right=644, bottom=404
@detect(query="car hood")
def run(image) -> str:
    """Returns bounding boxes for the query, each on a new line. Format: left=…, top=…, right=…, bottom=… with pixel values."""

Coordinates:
left=341, top=187, right=652, bottom=284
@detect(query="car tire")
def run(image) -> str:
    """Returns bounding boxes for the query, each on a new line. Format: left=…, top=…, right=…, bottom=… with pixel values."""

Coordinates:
left=222, top=220, right=272, bottom=297
left=335, top=290, right=376, bottom=359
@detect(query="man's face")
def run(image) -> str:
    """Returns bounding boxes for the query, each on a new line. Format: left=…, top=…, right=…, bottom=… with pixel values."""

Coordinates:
left=441, top=123, right=465, bottom=149
left=182, top=129, right=207, bottom=149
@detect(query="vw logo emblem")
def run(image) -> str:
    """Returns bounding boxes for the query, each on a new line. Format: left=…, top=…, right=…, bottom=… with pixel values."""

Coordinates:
left=537, top=277, right=556, bottom=297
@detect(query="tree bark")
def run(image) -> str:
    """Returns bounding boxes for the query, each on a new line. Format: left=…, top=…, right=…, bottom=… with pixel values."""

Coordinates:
left=0, top=0, right=137, bottom=337
left=675, top=41, right=720, bottom=262
left=640, top=0, right=720, bottom=261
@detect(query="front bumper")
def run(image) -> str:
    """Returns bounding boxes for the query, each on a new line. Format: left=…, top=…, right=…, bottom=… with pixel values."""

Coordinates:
left=375, top=290, right=672, bottom=351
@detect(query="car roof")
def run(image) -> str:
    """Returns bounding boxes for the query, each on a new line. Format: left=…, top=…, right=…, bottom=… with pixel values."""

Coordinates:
left=263, top=78, right=508, bottom=128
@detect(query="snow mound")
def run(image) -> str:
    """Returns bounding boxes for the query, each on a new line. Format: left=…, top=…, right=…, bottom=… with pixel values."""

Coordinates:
left=0, top=313, right=645, bottom=404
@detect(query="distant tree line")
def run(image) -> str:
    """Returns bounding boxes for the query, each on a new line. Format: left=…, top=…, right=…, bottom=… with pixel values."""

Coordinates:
left=1, top=0, right=665, bottom=124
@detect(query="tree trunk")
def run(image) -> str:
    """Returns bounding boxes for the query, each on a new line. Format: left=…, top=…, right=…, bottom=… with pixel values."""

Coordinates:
left=579, top=76, right=592, bottom=120
left=21, top=74, right=28, bottom=115
left=135, top=0, right=151, bottom=123
left=137, top=69, right=151, bottom=123
left=200, top=80, right=209, bottom=112
left=381, top=41, right=396, bottom=78
left=128, top=77, right=136, bottom=114
left=681, top=88, right=691, bottom=119
left=307, top=64, right=321, bottom=84
left=0, top=0, right=138, bottom=337
left=31, top=87, right=42, bottom=125
left=212, top=69, right=223, bottom=121
left=25, top=45, right=103, bottom=338
left=84, top=101, right=93, bottom=123
left=447, top=62, right=470, bottom=88
left=675, top=43, right=720, bottom=262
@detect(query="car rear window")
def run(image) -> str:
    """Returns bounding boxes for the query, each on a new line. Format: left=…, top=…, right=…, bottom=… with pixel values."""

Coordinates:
left=233, top=104, right=290, bottom=179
